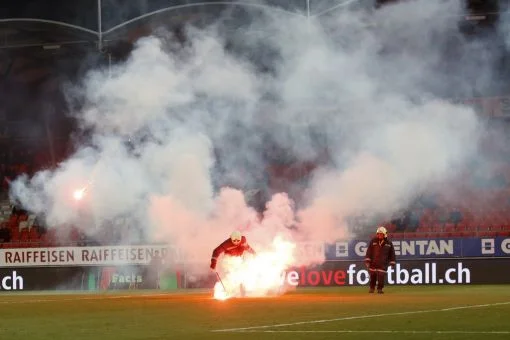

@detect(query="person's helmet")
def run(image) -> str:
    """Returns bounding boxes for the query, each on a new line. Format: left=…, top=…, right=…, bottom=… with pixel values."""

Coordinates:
left=230, top=230, right=242, bottom=244
left=376, top=226, right=387, bottom=237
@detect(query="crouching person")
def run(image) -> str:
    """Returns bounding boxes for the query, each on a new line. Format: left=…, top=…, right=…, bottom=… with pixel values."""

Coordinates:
left=210, top=231, right=256, bottom=297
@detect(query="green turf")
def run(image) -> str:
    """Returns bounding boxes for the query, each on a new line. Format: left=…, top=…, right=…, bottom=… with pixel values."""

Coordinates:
left=0, top=286, right=509, bottom=340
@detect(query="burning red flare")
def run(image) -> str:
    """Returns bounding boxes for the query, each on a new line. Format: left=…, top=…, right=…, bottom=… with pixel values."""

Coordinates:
left=213, top=282, right=230, bottom=300
left=73, top=188, right=86, bottom=200
left=213, top=236, right=296, bottom=300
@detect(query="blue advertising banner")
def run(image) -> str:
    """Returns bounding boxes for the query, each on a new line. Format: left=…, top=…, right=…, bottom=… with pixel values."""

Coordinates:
left=324, top=236, right=510, bottom=260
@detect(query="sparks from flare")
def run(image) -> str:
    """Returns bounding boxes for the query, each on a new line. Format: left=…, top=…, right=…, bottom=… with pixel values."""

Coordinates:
left=70, top=140, right=125, bottom=203
left=73, top=187, right=87, bottom=200
left=213, top=236, right=296, bottom=300
left=213, top=285, right=230, bottom=300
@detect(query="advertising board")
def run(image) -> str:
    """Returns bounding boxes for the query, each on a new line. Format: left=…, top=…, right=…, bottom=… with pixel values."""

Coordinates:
left=325, top=237, right=510, bottom=260
left=282, top=258, right=510, bottom=287
left=0, top=245, right=174, bottom=267
left=1, top=237, right=508, bottom=269
left=0, top=265, right=181, bottom=291
left=1, top=238, right=509, bottom=291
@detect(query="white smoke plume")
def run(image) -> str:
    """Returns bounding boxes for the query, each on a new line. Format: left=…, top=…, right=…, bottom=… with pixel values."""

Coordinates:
left=9, top=0, right=496, bottom=274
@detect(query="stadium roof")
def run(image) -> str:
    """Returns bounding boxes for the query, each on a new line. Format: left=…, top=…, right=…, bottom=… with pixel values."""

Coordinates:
left=0, top=1, right=501, bottom=51
left=0, top=0, right=374, bottom=51
left=0, top=0, right=503, bottom=120
left=0, top=0, right=381, bottom=95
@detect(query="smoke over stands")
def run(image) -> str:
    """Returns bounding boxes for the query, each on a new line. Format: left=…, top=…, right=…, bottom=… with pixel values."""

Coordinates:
left=8, top=0, right=498, bottom=274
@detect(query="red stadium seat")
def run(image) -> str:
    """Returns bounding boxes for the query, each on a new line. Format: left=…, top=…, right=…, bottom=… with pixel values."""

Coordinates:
left=10, top=227, right=19, bottom=241
left=500, top=220, right=510, bottom=229
left=386, top=224, right=397, bottom=233
left=28, top=227, right=40, bottom=241
left=449, top=232, right=463, bottom=238
left=491, top=214, right=505, bottom=226
left=431, top=223, right=443, bottom=232
left=69, top=227, right=81, bottom=242
left=455, top=223, right=467, bottom=231
left=478, top=222, right=493, bottom=231
left=478, top=231, right=498, bottom=237
left=461, top=231, right=477, bottom=238
left=419, top=219, right=429, bottom=228
left=416, top=226, right=431, bottom=233
left=17, top=241, right=31, bottom=248
left=19, top=229, right=29, bottom=241
left=466, top=220, right=479, bottom=230
left=502, top=224, right=510, bottom=231
left=491, top=224, right=503, bottom=232
left=40, top=228, right=59, bottom=246
left=435, top=232, right=449, bottom=238
left=444, top=223, right=456, bottom=233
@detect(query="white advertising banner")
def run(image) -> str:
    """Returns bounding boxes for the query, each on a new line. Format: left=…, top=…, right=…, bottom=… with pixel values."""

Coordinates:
left=0, top=245, right=173, bottom=267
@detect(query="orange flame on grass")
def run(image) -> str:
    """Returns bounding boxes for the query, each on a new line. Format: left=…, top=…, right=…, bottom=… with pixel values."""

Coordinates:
left=213, top=282, right=230, bottom=300
left=213, top=236, right=296, bottom=300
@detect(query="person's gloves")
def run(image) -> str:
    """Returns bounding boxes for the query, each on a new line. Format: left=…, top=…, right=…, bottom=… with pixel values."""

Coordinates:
left=365, top=260, right=370, bottom=269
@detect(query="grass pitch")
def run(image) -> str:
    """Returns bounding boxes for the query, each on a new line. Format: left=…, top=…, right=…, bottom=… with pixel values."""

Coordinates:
left=0, top=285, right=509, bottom=340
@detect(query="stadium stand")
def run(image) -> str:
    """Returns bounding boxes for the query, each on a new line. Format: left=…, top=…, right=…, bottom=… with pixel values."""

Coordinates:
left=3, top=118, right=510, bottom=250
left=0, top=0, right=508, bottom=248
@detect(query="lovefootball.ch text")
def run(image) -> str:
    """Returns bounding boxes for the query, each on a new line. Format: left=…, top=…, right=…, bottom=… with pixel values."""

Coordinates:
left=279, top=262, right=471, bottom=286
left=386, top=262, right=470, bottom=284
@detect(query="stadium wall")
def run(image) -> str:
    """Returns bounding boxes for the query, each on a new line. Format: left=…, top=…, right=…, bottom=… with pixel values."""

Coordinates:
left=0, top=237, right=509, bottom=291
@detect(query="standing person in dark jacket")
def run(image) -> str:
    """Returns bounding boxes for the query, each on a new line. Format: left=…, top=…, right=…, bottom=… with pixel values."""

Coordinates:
left=364, top=226, right=396, bottom=294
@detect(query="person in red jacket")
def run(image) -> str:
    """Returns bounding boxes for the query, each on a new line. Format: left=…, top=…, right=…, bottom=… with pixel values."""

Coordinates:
left=364, top=226, right=396, bottom=294
left=210, top=231, right=256, bottom=271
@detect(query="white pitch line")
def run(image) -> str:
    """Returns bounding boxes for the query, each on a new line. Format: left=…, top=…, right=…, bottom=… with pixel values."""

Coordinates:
left=235, top=330, right=510, bottom=334
left=212, top=301, right=510, bottom=332
left=0, top=293, right=172, bottom=304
